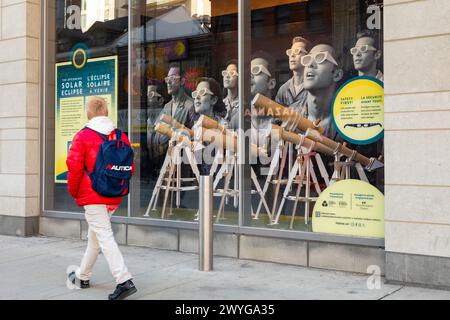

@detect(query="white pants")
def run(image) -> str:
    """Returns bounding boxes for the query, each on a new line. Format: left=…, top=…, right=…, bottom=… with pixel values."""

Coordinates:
left=78, top=204, right=132, bottom=284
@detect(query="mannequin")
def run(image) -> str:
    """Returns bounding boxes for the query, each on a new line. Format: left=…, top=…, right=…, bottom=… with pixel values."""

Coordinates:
left=301, top=44, right=344, bottom=139
left=222, top=60, right=239, bottom=130
left=275, top=36, right=310, bottom=113
left=146, top=84, right=165, bottom=161
left=146, top=84, right=164, bottom=132
left=250, top=55, right=276, bottom=150
left=351, top=29, right=383, bottom=81
left=192, top=77, right=226, bottom=121
left=158, top=65, right=195, bottom=130
left=192, top=77, right=226, bottom=175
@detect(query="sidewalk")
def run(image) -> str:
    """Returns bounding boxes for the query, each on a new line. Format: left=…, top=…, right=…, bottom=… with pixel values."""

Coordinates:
left=0, top=235, right=449, bottom=300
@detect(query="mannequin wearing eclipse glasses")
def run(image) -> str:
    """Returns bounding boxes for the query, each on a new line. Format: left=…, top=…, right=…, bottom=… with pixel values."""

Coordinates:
left=352, top=29, right=383, bottom=81
left=191, top=77, right=226, bottom=122
left=275, top=36, right=310, bottom=114
left=149, top=65, right=195, bottom=161
left=299, top=44, right=344, bottom=140
left=157, top=64, right=195, bottom=131
left=222, top=60, right=240, bottom=130
left=192, top=77, right=226, bottom=175
left=251, top=54, right=277, bottom=151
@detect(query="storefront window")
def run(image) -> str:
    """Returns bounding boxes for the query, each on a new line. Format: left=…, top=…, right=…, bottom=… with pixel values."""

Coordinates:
left=43, top=0, right=384, bottom=240
left=44, top=0, right=129, bottom=215
left=246, top=0, right=384, bottom=236
left=129, top=1, right=239, bottom=224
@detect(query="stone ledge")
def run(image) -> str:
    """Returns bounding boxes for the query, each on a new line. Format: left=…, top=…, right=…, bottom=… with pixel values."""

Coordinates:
left=127, top=224, right=178, bottom=251
left=0, top=215, right=38, bottom=237
left=239, top=235, right=308, bottom=266
left=179, top=229, right=238, bottom=258
left=39, top=216, right=80, bottom=239
left=309, top=242, right=385, bottom=275
left=386, top=251, right=450, bottom=289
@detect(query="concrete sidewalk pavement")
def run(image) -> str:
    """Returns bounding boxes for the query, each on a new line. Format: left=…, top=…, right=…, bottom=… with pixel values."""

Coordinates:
left=0, top=235, right=449, bottom=300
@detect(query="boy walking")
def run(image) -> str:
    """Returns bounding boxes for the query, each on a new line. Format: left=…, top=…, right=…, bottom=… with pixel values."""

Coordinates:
left=66, top=96, right=137, bottom=300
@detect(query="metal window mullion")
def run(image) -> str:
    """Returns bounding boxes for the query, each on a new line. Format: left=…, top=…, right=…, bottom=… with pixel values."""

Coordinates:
left=238, top=0, right=251, bottom=228
left=127, top=0, right=132, bottom=218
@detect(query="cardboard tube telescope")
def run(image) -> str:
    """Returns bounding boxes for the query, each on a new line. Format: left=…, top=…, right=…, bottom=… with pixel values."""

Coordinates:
left=194, top=124, right=269, bottom=163
left=305, top=129, right=384, bottom=172
left=252, top=94, right=324, bottom=134
left=155, top=123, right=189, bottom=144
left=197, top=115, right=227, bottom=133
left=159, top=114, right=194, bottom=137
left=272, top=125, right=334, bottom=155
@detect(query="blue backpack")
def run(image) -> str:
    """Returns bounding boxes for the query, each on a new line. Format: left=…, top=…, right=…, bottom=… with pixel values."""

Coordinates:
left=84, top=128, right=134, bottom=197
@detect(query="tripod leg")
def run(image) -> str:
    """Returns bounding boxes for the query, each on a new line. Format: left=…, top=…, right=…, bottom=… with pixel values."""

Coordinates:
left=217, top=167, right=233, bottom=223
left=223, top=159, right=235, bottom=219
left=304, top=157, right=312, bottom=226
left=272, top=159, right=299, bottom=225
left=170, top=148, right=182, bottom=215
left=290, top=157, right=307, bottom=229
left=254, top=147, right=280, bottom=219
left=209, top=148, right=222, bottom=177
left=251, top=168, right=273, bottom=222
left=356, top=163, right=369, bottom=182
left=315, top=154, right=330, bottom=187
left=145, top=151, right=171, bottom=215
left=272, top=142, right=288, bottom=218
left=176, top=160, right=181, bottom=208
left=161, top=160, right=176, bottom=219
left=184, top=147, right=200, bottom=181
left=309, top=159, right=322, bottom=195
left=213, top=162, right=227, bottom=190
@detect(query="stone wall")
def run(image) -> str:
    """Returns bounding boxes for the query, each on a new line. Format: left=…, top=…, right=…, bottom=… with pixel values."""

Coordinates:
left=0, top=0, right=41, bottom=236
left=384, top=0, right=450, bottom=288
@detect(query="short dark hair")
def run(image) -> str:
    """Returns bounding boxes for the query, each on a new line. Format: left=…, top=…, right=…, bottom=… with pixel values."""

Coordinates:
left=225, top=59, right=238, bottom=69
left=292, top=36, right=311, bottom=50
left=168, top=63, right=182, bottom=76
left=251, top=51, right=275, bottom=78
left=357, top=29, right=380, bottom=50
left=195, top=77, right=226, bottom=115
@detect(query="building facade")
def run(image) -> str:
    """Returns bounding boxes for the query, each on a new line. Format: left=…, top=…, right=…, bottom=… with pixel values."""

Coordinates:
left=0, top=0, right=449, bottom=289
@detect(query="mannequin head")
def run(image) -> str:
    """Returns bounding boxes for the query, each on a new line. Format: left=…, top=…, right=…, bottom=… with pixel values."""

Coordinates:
left=352, top=30, right=382, bottom=75
left=147, top=84, right=164, bottom=109
left=303, top=44, right=343, bottom=93
left=251, top=54, right=276, bottom=98
left=223, top=60, right=238, bottom=90
left=165, top=64, right=185, bottom=96
left=287, top=36, right=310, bottom=72
left=193, top=77, right=225, bottom=116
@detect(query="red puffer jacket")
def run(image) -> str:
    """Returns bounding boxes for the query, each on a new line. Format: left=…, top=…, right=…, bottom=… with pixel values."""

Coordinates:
left=66, top=122, right=133, bottom=207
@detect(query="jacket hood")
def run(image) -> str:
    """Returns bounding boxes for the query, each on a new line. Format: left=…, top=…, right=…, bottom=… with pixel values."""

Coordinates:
left=86, top=116, right=115, bottom=135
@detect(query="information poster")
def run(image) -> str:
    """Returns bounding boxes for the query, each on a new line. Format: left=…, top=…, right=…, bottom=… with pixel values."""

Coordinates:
left=312, top=180, right=384, bottom=238
left=332, top=76, right=384, bottom=145
left=55, top=55, right=118, bottom=183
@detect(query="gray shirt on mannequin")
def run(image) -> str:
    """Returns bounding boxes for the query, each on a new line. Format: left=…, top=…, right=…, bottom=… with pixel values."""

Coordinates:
left=275, top=77, right=308, bottom=114
left=223, top=96, right=239, bottom=130
left=154, top=89, right=194, bottom=145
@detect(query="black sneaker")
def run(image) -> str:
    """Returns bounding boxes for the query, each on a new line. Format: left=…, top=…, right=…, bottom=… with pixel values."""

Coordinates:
left=108, top=280, right=137, bottom=300
left=68, top=271, right=90, bottom=289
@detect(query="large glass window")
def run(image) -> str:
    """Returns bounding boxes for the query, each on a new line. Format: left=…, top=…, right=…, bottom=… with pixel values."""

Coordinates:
left=129, top=1, right=239, bottom=225
left=43, top=0, right=384, bottom=240
left=246, top=0, right=384, bottom=235
left=43, top=0, right=129, bottom=215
